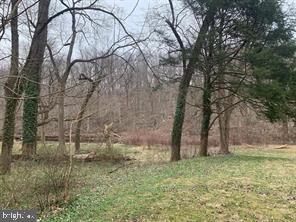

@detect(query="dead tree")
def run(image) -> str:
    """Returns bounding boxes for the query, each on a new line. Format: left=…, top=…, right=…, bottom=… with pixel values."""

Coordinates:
left=74, top=65, right=102, bottom=153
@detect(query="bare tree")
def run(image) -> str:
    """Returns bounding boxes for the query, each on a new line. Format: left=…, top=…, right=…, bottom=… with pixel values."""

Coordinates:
left=45, top=1, right=146, bottom=154
left=74, top=63, right=102, bottom=153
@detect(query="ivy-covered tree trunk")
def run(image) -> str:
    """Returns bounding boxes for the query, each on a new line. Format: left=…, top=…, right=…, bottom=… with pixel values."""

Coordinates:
left=171, top=72, right=192, bottom=161
left=171, top=11, right=215, bottom=161
left=198, top=17, right=216, bottom=157
left=22, top=73, right=41, bottom=157
left=22, top=0, right=51, bottom=157
left=199, top=74, right=212, bottom=156
left=0, top=0, right=19, bottom=174
left=1, top=101, right=18, bottom=174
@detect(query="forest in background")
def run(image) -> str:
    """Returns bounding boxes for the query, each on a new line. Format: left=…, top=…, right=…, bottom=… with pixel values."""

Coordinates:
left=0, top=1, right=295, bottom=220
left=0, top=0, right=295, bottom=160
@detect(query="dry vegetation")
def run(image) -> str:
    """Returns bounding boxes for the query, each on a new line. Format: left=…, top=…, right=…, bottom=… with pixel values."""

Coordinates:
left=1, top=142, right=295, bottom=221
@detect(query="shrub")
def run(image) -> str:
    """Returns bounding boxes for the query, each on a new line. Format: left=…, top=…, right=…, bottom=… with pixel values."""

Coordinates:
left=0, top=148, right=73, bottom=213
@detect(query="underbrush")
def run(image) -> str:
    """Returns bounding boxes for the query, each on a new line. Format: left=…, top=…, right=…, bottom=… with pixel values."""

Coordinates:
left=0, top=149, right=72, bottom=213
left=0, top=143, right=134, bottom=215
left=2, top=143, right=296, bottom=221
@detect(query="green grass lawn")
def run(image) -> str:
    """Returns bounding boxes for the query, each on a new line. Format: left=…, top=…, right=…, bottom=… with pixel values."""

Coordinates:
left=41, top=145, right=296, bottom=222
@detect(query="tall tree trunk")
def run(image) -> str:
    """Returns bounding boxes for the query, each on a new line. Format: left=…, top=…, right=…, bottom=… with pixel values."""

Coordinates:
left=170, top=11, right=215, bottom=161
left=218, top=107, right=232, bottom=154
left=22, top=79, right=40, bottom=157
left=171, top=71, right=192, bottom=161
left=216, top=83, right=235, bottom=154
left=1, top=0, right=19, bottom=174
left=57, top=84, right=66, bottom=154
left=199, top=75, right=212, bottom=156
left=75, top=80, right=100, bottom=153
left=216, top=82, right=233, bottom=154
left=54, top=10, right=77, bottom=154
left=216, top=70, right=233, bottom=155
left=215, top=12, right=236, bottom=155
left=198, top=17, right=216, bottom=157
left=22, top=0, right=51, bottom=157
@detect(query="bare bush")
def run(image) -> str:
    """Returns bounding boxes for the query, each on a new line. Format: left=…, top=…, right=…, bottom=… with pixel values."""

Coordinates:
left=0, top=149, right=73, bottom=212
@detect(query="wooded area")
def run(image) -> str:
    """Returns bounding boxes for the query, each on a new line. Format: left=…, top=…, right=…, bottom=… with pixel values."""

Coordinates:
left=0, top=0, right=295, bottom=221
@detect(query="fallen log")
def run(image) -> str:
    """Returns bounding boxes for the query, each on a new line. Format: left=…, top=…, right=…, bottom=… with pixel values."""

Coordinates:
left=275, top=145, right=288, bottom=149
left=73, top=151, right=96, bottom=162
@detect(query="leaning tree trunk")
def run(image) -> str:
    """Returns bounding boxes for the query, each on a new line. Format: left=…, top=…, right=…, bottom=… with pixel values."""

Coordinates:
left=171, top=71, right=192, bottom=161
left=199, top=74, right=212, bottom=156
left=75, top=80, right=100, bottom=153
left=0, top=0, right=19, bottom=174
left=171, top=11, right=215, bottom=161
left=22, top=0, right=51, bottom=158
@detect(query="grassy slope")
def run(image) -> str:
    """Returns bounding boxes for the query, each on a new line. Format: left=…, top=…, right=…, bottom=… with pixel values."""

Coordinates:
left=45, top=146, right=296, bottom=222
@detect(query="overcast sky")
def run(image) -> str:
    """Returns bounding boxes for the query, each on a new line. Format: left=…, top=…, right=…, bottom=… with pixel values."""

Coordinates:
left=113, top=0, right=295, bottom=32
left=0, top=0, right=295, bottom=66
left=112, top=0, right=166, bottom=32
